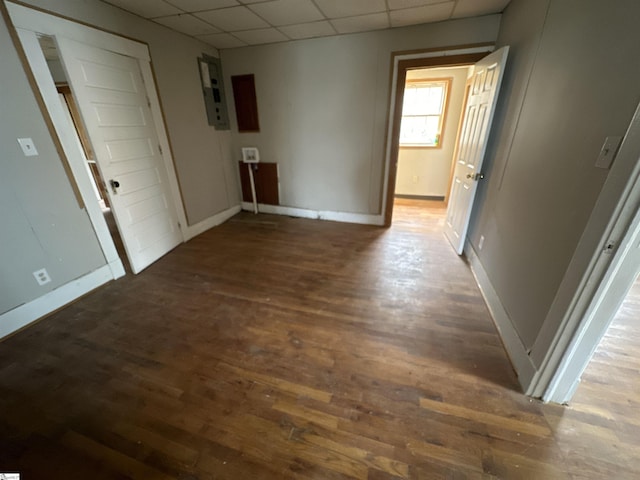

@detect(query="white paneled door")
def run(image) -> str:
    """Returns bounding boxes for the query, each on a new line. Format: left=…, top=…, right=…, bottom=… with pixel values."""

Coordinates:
left=56, top=38, right=182, bottom=273
left=444, top=47, right=509, bottom=254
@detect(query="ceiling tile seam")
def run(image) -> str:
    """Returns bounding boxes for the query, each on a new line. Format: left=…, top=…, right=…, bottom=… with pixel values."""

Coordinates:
left=155, top=12, right=223, bottom=33
left=245, top=1, right=325, bottom=28
left=389, top=0, right=457, bottom=13
left=308, top=0, right=338, bottom=35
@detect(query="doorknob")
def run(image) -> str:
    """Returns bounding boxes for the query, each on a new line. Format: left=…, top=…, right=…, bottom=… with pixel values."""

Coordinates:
left=109, top=179, right=120, bottom=194
left=466, top=173, right=485, bottom=181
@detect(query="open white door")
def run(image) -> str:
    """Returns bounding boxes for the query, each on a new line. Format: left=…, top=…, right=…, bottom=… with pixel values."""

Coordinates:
left=444, top=47, right=509, bottom=254
left=56, top=37, right=183, bottom=273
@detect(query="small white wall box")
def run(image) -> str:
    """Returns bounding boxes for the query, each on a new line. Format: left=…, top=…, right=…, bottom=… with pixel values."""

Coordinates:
left=242, top=147, right=260, bottom=163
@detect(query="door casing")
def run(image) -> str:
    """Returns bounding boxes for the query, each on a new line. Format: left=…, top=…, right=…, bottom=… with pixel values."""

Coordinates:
left=7, top=1, right=188, bottom=278
left=382, top=45, right=493, bottom=227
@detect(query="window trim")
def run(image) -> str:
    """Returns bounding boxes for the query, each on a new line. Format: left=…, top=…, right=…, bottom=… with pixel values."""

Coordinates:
left=399, top=77, right=452, bottom=149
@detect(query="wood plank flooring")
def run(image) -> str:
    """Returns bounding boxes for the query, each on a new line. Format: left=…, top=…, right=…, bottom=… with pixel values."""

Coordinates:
left=0, top=198, right=638, bottom=479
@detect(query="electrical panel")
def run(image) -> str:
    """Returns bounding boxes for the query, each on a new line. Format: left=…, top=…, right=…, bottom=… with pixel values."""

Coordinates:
left=198, top=54, right=229, bottom=130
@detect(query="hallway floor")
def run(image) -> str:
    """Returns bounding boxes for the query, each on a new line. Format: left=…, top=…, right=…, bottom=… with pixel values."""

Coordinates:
left=0, top=199, right=638, bottom=479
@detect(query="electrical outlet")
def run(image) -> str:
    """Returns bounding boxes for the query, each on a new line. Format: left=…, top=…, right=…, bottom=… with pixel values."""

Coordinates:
left=479, top=235, right=485, bottom=250
left=412, top=175, right=419, bottom=184
left=33, top=268, right=51, bottom=286
left=17, top=137, right=39, bottom=157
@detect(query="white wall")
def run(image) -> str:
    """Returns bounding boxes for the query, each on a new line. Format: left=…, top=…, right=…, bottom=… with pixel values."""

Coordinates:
left=19, top=0, right=240, bottom=225
left=395, top=66, right=469, bottom=198
left=467, top=0, right=640, bottom=365
left=221, top=16, right=501, bottom=215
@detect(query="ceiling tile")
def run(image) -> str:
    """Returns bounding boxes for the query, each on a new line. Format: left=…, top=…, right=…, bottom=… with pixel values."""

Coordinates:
left=278, top=20, right=336, bottom=40
left=387, top=0, right=444, bottom=9
left=390, top=2, right=454, bottom=27
left=452, top=0, right=511, bottom=18
left=195, top=6, right=268, bottom=30
left=233, top=27, right=289, bottom=45
left=154, top=14, right=221, bottom=35
left=313, top=0, right=386, bottom=19
left=331, top=12, right=389, bottom=34
left=248, top=0, right=324, bottom=26
left=103, top=0, right=181, bottom=18
left=165, top=0, right=238, bottom=12
left=197, top=32, right=247, bottom=48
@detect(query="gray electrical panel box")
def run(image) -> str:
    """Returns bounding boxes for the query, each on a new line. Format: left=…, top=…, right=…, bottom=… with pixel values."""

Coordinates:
left=198, top=54, right=230, bottom=130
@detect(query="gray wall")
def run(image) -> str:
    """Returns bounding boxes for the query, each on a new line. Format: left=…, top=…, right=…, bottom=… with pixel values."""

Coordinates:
left=221, top=16, right=501, bottom=214
left=0, top=15, right=105, bottom=314
left=396, top=66, right=469, bottom=198
left=468, top=0, right=640, bottom=355
left=21, top=0, right=240, bottom=225
left=1, top=0, right=241, bottom=316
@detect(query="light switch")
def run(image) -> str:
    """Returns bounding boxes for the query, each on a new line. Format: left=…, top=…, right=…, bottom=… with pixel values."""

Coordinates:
left=595, top=136, right=622, bottom=169
left=17, top=137, right=39, bottom=157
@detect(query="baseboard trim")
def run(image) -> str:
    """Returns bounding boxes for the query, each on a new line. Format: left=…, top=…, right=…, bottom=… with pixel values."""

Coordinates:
left=0, top=264, right=114, bottom=341
left=395, top=194, right=445, bottom=201
left=184, top=204, right=242, bottom=241
left=241, top=202, right=384, bottom=226
left=107, top=258, right=126, bottom=280
left=464, top=241, right=537, bottom=391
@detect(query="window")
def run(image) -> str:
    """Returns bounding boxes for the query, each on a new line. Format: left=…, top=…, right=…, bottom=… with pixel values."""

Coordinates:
left=399, top=79, right=450, bottom=147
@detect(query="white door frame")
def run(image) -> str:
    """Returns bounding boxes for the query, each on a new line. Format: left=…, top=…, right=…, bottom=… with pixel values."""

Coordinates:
left=381, top=45, right=495, bottom=224
left=7, top=2, right=188, bottom=276
left=529, top=100, right=640, bottom=403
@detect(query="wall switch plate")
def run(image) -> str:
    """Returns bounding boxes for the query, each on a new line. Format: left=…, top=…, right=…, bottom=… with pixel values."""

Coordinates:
left=595, top=136, right=622, bottom=169
left=17, top=137, right=39, bottom=157
left=33, top=268, right=51, bottom=286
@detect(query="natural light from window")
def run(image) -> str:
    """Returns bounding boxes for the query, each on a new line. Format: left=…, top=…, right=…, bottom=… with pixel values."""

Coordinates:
left=399, top=79, right=450, bottom=147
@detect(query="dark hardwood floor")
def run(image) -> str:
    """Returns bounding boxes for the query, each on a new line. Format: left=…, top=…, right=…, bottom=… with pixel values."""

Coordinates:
left=0, top=198, right=638, bottom=479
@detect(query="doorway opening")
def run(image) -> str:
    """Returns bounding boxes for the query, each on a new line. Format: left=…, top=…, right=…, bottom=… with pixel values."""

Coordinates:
left=394, top=66, right=471, bottom=207
left=382, top=48, right=490, bottom=228
left=37, top=35, right=131, bottom=273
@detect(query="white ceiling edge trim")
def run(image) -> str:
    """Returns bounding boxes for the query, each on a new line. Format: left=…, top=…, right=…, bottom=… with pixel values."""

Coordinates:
left=6, top=1, right=150, bottom=61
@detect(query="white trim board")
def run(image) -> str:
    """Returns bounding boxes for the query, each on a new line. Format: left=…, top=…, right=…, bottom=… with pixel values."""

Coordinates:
left=0, top=265, right=113, bottom=340
left=7, top=2, right=190, bottom=244
left=241, top=202, right=384, bottom=226
left=464, top=241, right=538, bottom=391
left=184, top=204, right=242, bottom=241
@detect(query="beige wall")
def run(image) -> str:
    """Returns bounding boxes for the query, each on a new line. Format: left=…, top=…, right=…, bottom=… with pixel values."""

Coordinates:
left=20, top=0, right=240, bottom=225
left=468, top=0, right=640, bottom=358
left=395, top=66, right=469, bottom=198
left=221, top=16, right=501, bottom=214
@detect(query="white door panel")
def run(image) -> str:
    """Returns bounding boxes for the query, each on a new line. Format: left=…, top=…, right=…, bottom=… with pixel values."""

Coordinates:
left=56, top=37, right=182, bottom=273
left=444, top=47, right=509, bottom=254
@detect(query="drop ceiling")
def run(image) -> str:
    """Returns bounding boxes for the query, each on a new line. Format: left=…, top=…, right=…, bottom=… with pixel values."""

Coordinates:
left=101, top=0, right=511, bottom=50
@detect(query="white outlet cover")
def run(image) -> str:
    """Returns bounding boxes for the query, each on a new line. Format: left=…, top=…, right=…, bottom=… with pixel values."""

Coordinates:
left=33, top=268, right=51, bottom=286
left=18, top=137, right=39, bottom=157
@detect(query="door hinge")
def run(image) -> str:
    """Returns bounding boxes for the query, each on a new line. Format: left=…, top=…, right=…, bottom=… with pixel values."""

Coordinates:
left=158, top=144, right=163, bottom=154
left=146, top=95, right=151, bottom=108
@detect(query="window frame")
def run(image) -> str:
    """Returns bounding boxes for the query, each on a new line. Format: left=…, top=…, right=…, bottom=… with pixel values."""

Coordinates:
left=399, top=77, right=452, bottom=149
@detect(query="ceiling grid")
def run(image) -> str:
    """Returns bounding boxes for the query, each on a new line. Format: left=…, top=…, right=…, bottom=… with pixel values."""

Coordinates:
left=101, top=0, right=510, bottom=49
